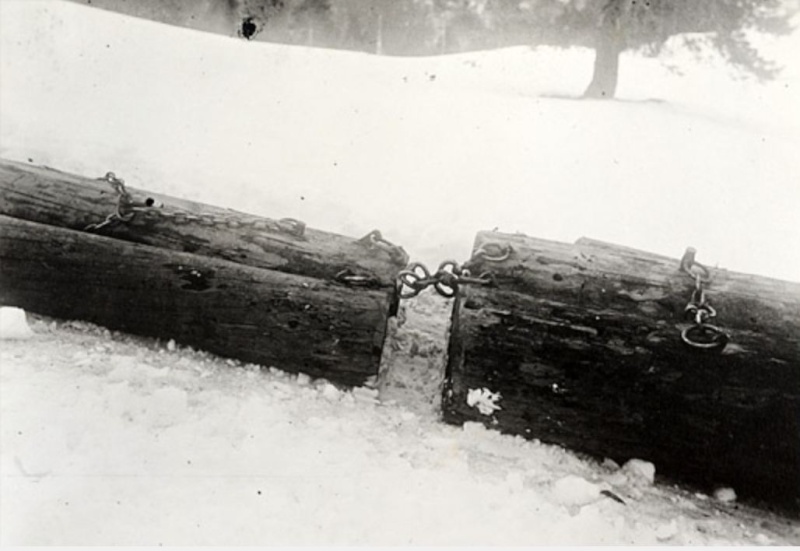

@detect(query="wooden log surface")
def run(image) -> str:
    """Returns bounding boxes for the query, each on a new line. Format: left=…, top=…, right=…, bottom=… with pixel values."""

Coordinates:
left=0, top=159, right=407, bottom=288
left=444, top=230, right=800, bottom=510
left=0, top=215, right=392, bottom=386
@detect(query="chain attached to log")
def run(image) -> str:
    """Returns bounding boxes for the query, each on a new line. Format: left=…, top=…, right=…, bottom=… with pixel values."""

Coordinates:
left=468, top=241, right=513, bottom=264
left=83, top=172, right=142, bottom=231
left=334, top=268, right=380, bottom=288
left=84, top=171, right=306, bottom=239
left=397, top=260, right=495, bottom=299
left=358, top=230, right=409, bottom=266
left=679, top=247, right=729, bottom=352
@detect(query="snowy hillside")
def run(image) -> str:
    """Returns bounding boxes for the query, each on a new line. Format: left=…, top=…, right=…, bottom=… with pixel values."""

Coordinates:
left=1, top=0, right=799, bottom=545
left=1, top=0, right=799, bottom=281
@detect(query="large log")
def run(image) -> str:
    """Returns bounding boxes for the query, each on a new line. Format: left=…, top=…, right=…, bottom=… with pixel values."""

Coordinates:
left=0, top=215, right=392, bottom=386
left=443, top=230, right=800, bottom=510
left=0, top=159, right=408, bottom=287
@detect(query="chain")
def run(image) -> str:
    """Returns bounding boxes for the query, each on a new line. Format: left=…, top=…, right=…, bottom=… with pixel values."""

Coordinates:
left=84, top=171, right=306, bottom=239
left=334, top=268, right=380, bottom=288
left=469, top=242, right=513, bottom=264
left=679, top=247, right=728, bottom=352
left=358, top=230, right=409, bottom=266
left=397, top=260, right=495, bottom=299
left=83, top=172, right=138, bottom=231
left=396, top=241, right=510, bottom=299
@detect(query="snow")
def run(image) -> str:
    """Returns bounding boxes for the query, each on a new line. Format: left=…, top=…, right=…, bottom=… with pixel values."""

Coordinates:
left=2, top=0, right=799, bottom=282
left=2, top=317, right=799, bottom=545
left=621, top=458, right=657, bottom=486
left=550, top=474, right=603, bottom=506
left=714, top=487, right=738, bottom=504
left=0, top=307, right=35, bottom=340
left=2, top=0, right=800, bottom=545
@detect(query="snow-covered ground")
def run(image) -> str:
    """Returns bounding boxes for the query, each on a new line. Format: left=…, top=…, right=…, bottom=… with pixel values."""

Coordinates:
left=2, top=308, right=799, bottom=546
left=1, top=0, right=799, bottom=545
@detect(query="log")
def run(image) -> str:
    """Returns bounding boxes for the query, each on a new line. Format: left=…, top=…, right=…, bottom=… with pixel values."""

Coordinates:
left=0, top=215, right=393, bottom=386
left=443, top=230, right=800, bottom=510
left=0, top=159, right=408, bottom=288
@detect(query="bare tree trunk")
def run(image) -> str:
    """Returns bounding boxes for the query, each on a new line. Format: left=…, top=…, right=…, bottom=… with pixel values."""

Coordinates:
left=583, top=30, right=623, bottom=99
left=583, top=0, right=630, bottom=100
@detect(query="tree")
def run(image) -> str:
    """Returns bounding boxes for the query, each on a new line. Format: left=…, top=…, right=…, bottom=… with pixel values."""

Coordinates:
left=569, top=0, right=797, bottom=99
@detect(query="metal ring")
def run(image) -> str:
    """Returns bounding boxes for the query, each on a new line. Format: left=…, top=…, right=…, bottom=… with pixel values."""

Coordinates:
left=473, top=242, right=512, bottom=263
left=335, top=269, right=376, bottom=287
left=278, top=218, right=306, bottom=237
left=404, top=262, right=431, bottom=279
left=437, top=260, right=461, bottom=275
left=433, top=281, right=458, bottom=298
left=397, top=263, right=431, bottom=298
left=680, top=248, right=712, bottom=283
left=680, top=324, right=729, bottom=352
left=397, top=270, right=423, bottom=288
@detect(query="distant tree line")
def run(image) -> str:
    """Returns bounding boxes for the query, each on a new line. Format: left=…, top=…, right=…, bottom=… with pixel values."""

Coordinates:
left=68, top=0, right=798, bottom=98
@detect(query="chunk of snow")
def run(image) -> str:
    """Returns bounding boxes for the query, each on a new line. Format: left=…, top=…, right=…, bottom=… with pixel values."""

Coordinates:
left=551, top=474, right=602, bottom=506
left=352, top=386, right=379, bottom=404
left=166, top=339, right=177, bottom=352
left=713, top=487, right=737, bottom=503
left=144, top=387, right=189, bottom=428
left=296, top=373, right=311, bottom=386
left=601, top=458, right=620, bottom=470
left=754, top=533, right=772, bottom=545
left=622, top=458, right=656, bottom=485
left=0, top=307, right=34, bottom=340
left=462, top=421, right=488, bottom=437
left=655, top=519, right=679, bottom=541
left=466, top=388, right=502, bottom=416
left=319, top=383, right=341, bottom=401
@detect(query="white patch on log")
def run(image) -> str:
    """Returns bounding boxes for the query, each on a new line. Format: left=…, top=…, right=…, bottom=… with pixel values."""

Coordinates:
left=466, top=387, right=502, bottom=416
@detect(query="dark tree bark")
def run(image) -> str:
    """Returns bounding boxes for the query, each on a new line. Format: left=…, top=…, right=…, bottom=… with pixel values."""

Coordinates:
left=583, top=30, right=623, bottom=99
left=444, top=231, right=800, bottom=511
left=583, top=0, right=630, bottom=99
left=0, top=159, right=408, bottom=387
left=0, top=216, right=393, bottom=387
left=0, top=159, right=408, bottom=288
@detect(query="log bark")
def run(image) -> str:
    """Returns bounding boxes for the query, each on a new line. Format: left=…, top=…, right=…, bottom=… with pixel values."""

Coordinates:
left=0, top=215, right=393, bottom=386
left=0, top=159, right=407, bottom=288
left=444, top=230, right=800, bottom=510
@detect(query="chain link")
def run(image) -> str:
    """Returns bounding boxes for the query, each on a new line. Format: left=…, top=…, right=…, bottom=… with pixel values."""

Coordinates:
left=83, top=170, right=306, bottom=239
left=679, top=247, right=728, bottom=352
left=83, top=172, right=137, bottom=231
left=334, top=268, right=380, bottom=288
left=358, top=230, right=409, bottom=265
left=397, top=260, right=495, bottom=299
left=469, top=242, right=513, bottom=263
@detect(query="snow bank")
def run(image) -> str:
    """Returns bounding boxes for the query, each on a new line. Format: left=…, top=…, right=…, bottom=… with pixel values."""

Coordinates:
left=3, top=316, right=797, bottom=545
left=2, top=0, right=799, bottom=282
